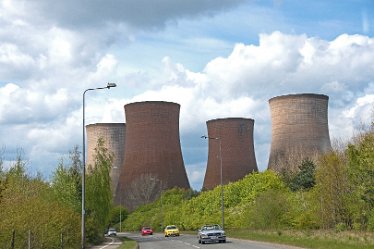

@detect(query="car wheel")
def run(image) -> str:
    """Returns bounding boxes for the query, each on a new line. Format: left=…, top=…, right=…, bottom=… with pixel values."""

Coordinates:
left=201, top=241, right=205, bottom=244
left=222, top=240, right=226, bottom=243
left=198, top=239, right=201, bottom=244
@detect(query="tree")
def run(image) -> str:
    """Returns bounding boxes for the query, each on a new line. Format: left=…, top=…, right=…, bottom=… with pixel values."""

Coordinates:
left=0, top=152, right=81, bottom=248
left=346, top=125, right=374, bottom=229
left=314, top=151, right=351, bottom=229
left=282, top=158, right=316, bottom=191
left=51, top=146, right=82, bottom=212
left=85, top=137, right=113, bottom=244
left=125, top=173, right=164, bottom=210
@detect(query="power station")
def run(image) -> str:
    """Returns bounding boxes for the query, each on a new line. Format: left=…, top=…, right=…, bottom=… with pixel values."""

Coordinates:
left=86, top=123, right=126, bottom=203
left=117, top=101, right=190, bottom=210
left=267, top=93, right=331, bottom=172
left=203, top=118, right=258, bottom=190
left=85, top=93, right=333, bottom=207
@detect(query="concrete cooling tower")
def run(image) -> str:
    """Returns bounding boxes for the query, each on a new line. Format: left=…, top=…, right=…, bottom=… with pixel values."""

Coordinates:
left=118, top=101, right=190, bottom=209
left=86, top=123, right=126, bottom=203
left=203, top=118, right=258, bottom=190
left=268, top=93, right=331, bottom=172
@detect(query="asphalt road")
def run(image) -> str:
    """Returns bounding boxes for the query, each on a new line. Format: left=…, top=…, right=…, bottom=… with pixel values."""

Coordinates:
left=90, top=236, right=122, bottom=249
left=123, top=232, right=304, bottom=249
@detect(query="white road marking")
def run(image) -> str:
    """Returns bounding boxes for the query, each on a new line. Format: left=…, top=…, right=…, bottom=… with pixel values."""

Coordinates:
left=98, top=237, right=116, bottom=249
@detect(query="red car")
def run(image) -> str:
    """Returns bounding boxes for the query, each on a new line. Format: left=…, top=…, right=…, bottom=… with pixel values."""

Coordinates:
left=141, top=227, right=153, bottom=236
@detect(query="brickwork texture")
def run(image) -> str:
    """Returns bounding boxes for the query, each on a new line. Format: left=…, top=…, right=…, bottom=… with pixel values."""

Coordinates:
left=203, top=118, right=258, bottom=190
left=268, top=93, right=331, bottom=172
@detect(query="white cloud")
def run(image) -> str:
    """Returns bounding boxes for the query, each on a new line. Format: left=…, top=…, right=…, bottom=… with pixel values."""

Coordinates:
left=0, top=0, right=373, bottom=191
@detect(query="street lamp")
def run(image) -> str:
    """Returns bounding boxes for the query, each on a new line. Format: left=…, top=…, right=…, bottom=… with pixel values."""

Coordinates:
left=82, top=82, right=116, bottom=249
left=201, top=135, right=224, bottom=230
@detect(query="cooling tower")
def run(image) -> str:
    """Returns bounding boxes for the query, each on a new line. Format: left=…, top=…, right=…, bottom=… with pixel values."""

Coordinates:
left=202, top=118, right=258, bottom=190
left=86, top=123, right=126, bottom=203
left=268, top=93, right=331, bottom=172
left=118, top=101, right=190, bottom=209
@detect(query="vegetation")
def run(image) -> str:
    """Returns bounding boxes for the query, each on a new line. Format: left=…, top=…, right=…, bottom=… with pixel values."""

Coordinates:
left=118, top=237, right=137, bottom=249
left=0, top=138, right=116, bottom=248
left=0, top=120, right=373, bottom=248
left=230, top=229, right=374, bottom=249
left=122, top=123, right=374, bottom=248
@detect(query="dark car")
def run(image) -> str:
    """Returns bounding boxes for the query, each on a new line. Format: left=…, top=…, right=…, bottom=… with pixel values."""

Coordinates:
left=198, top=224, right=226, bottom=244
left=141, top=227, right=153, bottom=236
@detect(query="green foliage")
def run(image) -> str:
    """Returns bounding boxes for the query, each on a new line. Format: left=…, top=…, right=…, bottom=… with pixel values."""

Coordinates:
left=282, top=159, right=316, bottom=191
left=0, top=155, right=80, bottom=248
left=110, top=205, right=128, bottom=227
left=313, top=150, right=351, bottom=229
left=51, top=159, right=81, bottom=212
left=123, top=171, right=286, bottom=231
left=245, top=188, right=291, bottom=229
left=347, top=127, right=374, bottom=229
left=85, top=137, right=114, bottom=243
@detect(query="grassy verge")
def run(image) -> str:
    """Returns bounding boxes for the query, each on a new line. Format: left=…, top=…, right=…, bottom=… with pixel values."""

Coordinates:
left=117, top=236, right=138, bottom=249
left=227, top=229, right=374, bottom=249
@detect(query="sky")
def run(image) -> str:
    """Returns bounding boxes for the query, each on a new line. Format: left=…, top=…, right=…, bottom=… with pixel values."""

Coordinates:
left=0, top=0, right=373, bottom=190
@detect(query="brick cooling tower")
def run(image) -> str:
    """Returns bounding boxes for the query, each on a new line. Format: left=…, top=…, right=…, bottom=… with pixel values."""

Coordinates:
left=118, top=101, right=190, bottom=209
left=86, top=123, right=126, bottom=203
left=203, top=118, right=258, bottom=190
left=268, top=93, right=331, bottom=172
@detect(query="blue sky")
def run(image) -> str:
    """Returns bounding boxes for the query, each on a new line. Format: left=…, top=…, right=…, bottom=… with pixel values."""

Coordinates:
left=0, top=0, right=373, bottom=190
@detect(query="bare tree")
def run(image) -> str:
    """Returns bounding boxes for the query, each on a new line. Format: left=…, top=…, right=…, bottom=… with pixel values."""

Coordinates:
left=125, top=173, right=164, bottom=210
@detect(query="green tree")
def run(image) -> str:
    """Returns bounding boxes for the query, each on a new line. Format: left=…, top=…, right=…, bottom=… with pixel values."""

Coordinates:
left=346, top=125, right=374, bottom=229
left=282, top=158, right=316, bottom=191
left=85, top=137, right=113, bottom=244
left=109, top=205, right=128, bottom=228
left=0, top=153, right=80, bottom=248
left=313, top=151, right=351, bottom=229
left=247, top=188, right=291, bottom=229
left=51, top=146, right=82, bottom=212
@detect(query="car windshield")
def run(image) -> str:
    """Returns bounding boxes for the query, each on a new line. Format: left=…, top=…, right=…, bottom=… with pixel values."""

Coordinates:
left=202, top=225, right=221, bottom=231
left=167, top=226, right=177, bottom=229
left=143, top=227, right=151, bottom=230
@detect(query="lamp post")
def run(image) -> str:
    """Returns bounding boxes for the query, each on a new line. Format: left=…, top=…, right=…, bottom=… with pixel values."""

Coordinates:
left=201, top=135, right=224, bottom=229
left=82, top=82, right=116, bottom=249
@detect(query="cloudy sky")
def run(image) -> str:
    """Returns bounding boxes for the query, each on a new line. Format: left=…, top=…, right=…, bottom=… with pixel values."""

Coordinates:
left=1, top=0, right=373, bottom=190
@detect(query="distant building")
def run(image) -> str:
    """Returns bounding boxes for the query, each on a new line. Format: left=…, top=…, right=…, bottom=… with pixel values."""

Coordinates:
left=86, top=123, right=126, bottom=203
left=268, top=93, right=331, bottom=172
left=117, top=101, right=190, bottom=210
left=203, top=118, right=258, bottom=190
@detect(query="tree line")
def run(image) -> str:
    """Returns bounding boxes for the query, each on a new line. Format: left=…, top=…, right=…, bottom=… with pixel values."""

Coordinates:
left=0, top=138, right=121, bottom=248
left=123, top=122, right=374, bottom=232
left=0, top=122, right=373, bottom=247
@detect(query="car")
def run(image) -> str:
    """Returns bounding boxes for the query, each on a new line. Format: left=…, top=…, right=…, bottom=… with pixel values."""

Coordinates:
left=106, top=228, right=117, bottom=237
left=141, top=227, right=153, bottom=236
left=164, top=225, right=180, bottom=237
left=198, top=224, right=226, bottom=244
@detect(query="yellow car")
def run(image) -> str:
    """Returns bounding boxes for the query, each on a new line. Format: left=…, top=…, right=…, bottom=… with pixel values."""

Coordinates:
left=164, top=225, right=180, bottom=237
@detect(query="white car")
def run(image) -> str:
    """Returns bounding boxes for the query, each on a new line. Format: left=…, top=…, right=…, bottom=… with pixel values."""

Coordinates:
left=106, top=228, right=117, bottom=237
left=198, top=224, right=226, bottom=244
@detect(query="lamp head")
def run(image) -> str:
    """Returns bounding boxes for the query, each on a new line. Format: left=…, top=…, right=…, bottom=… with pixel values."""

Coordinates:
left=107, top=82, right=117, bottom=88
left=201, top=135, right=208, bottom=139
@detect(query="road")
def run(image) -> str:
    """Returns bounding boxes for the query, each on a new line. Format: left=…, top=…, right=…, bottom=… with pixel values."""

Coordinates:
left=90, top=236, right=122, bottom=249
left=123, top=232, right=304, bottom=249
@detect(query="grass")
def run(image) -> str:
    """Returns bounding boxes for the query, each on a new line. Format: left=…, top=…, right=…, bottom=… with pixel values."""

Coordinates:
left=117, top=236, right=138, bottom=249
left=227, top=229, right=374, bottom=249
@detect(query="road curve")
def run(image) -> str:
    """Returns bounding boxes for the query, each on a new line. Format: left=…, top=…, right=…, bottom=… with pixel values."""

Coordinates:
left=90, top=236, right=122, bottom=249
left=123, top=232, right=304, bottom=249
